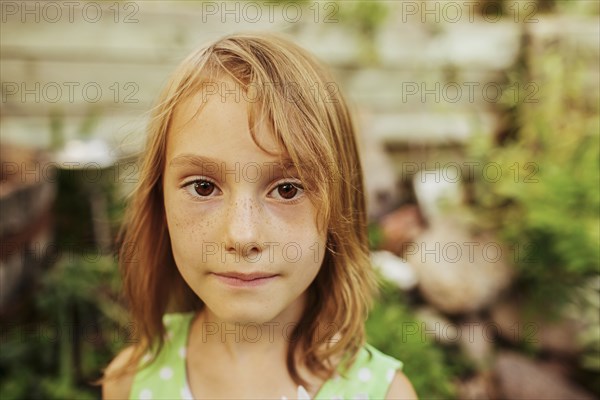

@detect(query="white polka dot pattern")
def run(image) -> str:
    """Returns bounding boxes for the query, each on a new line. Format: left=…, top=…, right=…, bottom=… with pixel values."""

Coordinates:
left=159, top=366, right=173, bottom=380
left=180, top=384, right=194, bottom=400
left=139, top=388, right=153, bottom=400
left=387, top=368, right=395, bottom=383
left=358, top=367, right=372, bottom=382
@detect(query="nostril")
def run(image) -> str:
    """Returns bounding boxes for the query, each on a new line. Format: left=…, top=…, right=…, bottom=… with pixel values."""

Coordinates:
left=224, top=242, right=241, bottom=254
left=224, top=241, right=263, bottom=257
left=243, top=242, right=262, bottom=254
left=376, top=190, right=391, bottom=204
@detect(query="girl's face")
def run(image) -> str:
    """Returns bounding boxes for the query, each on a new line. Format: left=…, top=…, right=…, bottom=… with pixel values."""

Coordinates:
left=163, top=79, right=327, bottom=325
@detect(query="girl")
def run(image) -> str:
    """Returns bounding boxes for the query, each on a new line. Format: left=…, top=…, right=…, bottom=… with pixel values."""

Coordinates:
left=102, top=32, right=417, bottom=400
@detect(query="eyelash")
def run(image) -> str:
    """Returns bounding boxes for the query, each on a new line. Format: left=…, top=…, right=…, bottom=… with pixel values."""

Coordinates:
left=181, top=176, right=305, bottom=204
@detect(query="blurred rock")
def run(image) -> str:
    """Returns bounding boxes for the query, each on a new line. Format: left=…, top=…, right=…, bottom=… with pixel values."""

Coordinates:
left=459, top=318, right=494, bottom=368
left=370, top=250, right=418, bottom=291
left=491, top=298, right=585, bottom=356
left=489, top=299, right=522, bottom=344
left=456, top=372, right=495, bottom=400
left=538, top=359, right=572, bottom=379
left=406, top=219, right=514, bottom=315
left=414, top=306, right=459, bottom=345
left=379, top=205, right=425, bottom=257
left=538, top=318, right=583, bottom=357
left=494, top=352, right=594, bottom=400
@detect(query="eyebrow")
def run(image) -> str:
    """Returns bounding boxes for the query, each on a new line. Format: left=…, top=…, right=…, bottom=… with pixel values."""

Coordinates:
left=169, top=153, right=222, bottom=169
left=168, top=153, right=297, bottom=174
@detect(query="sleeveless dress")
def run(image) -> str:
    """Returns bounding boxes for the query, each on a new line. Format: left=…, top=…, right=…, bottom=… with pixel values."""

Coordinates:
left=129, top=313, right=403, bottom=399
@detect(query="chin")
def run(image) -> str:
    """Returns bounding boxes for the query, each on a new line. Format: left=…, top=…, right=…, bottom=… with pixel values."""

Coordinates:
left=208, top=304, right=282, bottom=326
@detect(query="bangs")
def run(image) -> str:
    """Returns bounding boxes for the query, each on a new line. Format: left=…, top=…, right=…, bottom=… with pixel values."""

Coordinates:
left=171, top=35, right=343, bottom=233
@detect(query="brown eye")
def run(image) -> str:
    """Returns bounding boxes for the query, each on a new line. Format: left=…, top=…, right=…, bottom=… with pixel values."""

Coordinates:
left=277, top=183, right=298, bottom=199
left=194, top=180, right=215, bottom=196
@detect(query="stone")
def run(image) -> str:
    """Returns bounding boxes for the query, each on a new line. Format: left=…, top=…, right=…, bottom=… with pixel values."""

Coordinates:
left=405, top=219, right=514, bottom=315
left=414, top=306, right=459, bottom=345
left=459, top=318, right=494, bottom=368
left=370, top=250, right=418, bottom=291
left=489, top=298, right=522, bottom=344
left=538, top=318, right=583, bottom=357
left=494, top=351, right=595, bottom=400
left=491, top=298, right=586, bottom=356
left=379, top=205, right=425, bottom=257
left=456, top=372, right=495, bottom=400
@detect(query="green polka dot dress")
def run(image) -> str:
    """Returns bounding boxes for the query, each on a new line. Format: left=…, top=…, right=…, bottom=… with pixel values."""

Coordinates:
left=129, top=313, right=403, bottom=399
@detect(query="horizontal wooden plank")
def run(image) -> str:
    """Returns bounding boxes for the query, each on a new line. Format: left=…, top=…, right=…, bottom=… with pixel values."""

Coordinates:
left=0, top=1, right=361, bottom=65
left=1, top=58, right=510, bottom=116
left=1, top=59, right=173, bottom=113
left=0, top=113, right=148, bottom=152
left=365, top=111, right=499, bottom=145
left=1, top=109, right=498, bottom=155
left=2, top=1, right=553, bottom=69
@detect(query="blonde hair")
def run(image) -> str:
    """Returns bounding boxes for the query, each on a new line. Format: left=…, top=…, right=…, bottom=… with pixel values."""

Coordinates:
left=103, top=32, right=378, bottom=388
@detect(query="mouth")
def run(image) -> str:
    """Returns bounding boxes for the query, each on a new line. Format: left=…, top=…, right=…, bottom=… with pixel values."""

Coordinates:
left=212, top=272, right=279, bottom=288
left=213, top=271, right=278, bottom=281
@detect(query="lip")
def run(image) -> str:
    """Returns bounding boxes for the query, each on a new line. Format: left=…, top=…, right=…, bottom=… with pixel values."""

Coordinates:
left=212, top=272, right=279, bottom=288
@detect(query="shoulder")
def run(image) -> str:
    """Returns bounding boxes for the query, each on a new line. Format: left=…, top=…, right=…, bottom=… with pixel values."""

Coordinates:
left=385, top=370, right=418, bottom=400
left=102, top=345, right=137, bottom=400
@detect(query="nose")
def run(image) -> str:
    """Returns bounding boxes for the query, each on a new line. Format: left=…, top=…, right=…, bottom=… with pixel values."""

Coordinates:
left=223, top=197, right=263, bottom=258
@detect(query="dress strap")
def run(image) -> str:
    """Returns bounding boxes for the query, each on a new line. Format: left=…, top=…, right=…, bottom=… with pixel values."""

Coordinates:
left=315, top=343, right=403, bottom=399
left=129, top=312, right=196, bottom=400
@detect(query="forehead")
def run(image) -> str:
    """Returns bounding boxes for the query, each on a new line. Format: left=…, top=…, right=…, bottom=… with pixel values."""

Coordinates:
left=165, top=79, right=284, bottom=163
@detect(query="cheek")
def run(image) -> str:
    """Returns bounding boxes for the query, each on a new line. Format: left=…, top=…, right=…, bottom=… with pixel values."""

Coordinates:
left=164, top=196, right=216, bottom=265
left=262, top=202, right=327, bottom=268
left=267, top=201, right=321, bottom=236
left=286, top=224, right=327, bottom=275
left=165, top=188, right=221, bottom=231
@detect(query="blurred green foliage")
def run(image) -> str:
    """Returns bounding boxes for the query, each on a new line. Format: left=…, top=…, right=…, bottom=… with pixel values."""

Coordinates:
left=366, top=280, right=458, bottom=399
left=468, top=49, right=599, bottom=312
left=337, top=1, right=389, bottom=64
left=0, top=255, right=128, bottom=400
left=467, top=34, right=600, bottom=388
